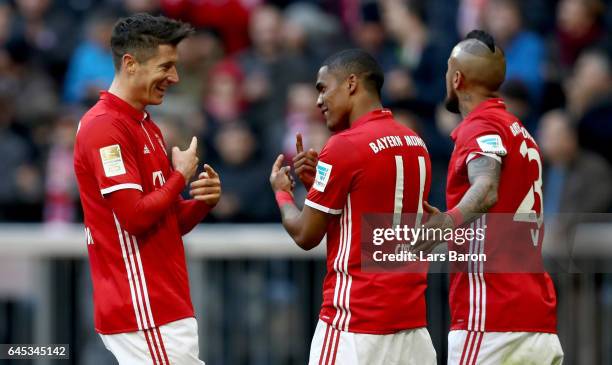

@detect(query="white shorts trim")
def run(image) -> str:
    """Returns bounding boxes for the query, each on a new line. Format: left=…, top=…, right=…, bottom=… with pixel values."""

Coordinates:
left=100, top=317, right=205, bottom=365
left=308, top=319, right=436, bottom=365
left=101, top=183, right=143, bottom=195
left=448, top=330, right=563, bottom=365
left=304, top=199, right=342, bottom=215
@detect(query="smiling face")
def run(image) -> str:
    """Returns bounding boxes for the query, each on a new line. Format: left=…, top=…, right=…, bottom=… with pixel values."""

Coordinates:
left=315, top=66, right=351, bottom=132
left=130, top=44, right=179, bottom=106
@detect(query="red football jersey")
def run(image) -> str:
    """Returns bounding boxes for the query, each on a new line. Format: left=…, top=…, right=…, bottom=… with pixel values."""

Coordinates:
left=305, top=109, right=432, bottom=334
left=446, top=98, right=557, bottom=333
left=74, top=91, right=194, bottom=334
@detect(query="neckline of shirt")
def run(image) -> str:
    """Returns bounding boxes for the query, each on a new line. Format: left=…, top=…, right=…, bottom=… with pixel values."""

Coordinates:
left=100, top=91, right=149, bottom=123
left=464, top=98, right=506, bottom=121
left=351, top=108, right=393, bottom=129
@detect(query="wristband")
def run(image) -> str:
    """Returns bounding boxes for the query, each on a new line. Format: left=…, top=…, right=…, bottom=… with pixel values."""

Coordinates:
left=446, top=207, right=464, bottom=227
left=275, top=191, right=294, bottom=207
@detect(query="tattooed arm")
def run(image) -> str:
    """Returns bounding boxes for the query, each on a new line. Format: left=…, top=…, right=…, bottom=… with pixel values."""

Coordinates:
left=455, top=154, right=501, bottom=223
left=411, top=155, right=500, bottom=253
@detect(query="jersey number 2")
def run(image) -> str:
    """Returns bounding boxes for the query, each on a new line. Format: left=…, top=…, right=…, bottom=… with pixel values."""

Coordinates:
left=513, top=141, right=544, bottom=245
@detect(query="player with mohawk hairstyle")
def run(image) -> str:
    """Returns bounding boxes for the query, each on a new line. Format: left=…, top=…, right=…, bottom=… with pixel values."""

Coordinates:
left=412, top=30, right=564, bottom=364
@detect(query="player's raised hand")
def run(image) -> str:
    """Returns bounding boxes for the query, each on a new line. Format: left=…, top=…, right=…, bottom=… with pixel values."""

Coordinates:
left=270, top=154, right=295, bottom=193
left=292, top=133, right=318, bottom=189
left=172, top=136, right=199, bottom=183
left=190, top=164, right=222, bottom=207
left=410, top=201, right=454, bottom=255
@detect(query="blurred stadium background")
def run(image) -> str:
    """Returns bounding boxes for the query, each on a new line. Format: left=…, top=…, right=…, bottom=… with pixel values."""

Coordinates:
left=0, top=0, right=611, bottom=364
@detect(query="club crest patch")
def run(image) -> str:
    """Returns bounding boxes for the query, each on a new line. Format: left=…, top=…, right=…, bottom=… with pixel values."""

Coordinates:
left=476, top=134, right=507, bottom=156
left=313, top=161, right=332, bottom=192
left=100, top=144, right=126, bottom=177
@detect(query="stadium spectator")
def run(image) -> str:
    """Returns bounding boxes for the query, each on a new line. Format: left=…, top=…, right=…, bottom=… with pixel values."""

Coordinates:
left=161, top=0, right=251, bottom=55
left=539, top=109, right=612, bottom=215
left=9, top=0, right=76, bottom=80
left=63, top=13, right=115, bottom=105
left=380, top=0, right=452, bottom=110
left=2, top=39, right=57, bottom=129
left=43, top=112, right=79, bottom=224
left=566, top=45, right=612, bottom=164
left=238, top=4, right=314, bottom=134
left=351, top=2, right=396, bottom=72
left=210, top=122, right=275, bottom=222
left=555, top=0, right=605, bottom=69
left=483, top=0, right=546, bottom=101
left=500, top=79, right=538, bottom=133
left=171, top=29, right=223, bottom=105
left=539, top=108, right=612, bottom=271
left=0, top=92, right=42, bottom=221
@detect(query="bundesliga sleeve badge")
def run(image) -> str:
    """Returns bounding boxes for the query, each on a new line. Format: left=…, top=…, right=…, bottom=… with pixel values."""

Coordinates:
left=313, top=161, right=332, bottom=192
left=476, top=134, right=507, bottom=156
left=100, top=144, right=127, bottom=177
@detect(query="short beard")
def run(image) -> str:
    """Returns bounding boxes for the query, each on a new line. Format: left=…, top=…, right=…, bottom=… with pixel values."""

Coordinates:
left=444, top=95, right=460, bottom=114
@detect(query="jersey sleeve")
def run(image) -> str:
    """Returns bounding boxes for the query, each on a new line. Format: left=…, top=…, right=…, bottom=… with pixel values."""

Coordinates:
left=304, top=135, right=355, bottom=215
left=85, top=116, right=143, bottom=195
left=456, top=118, right=509, bottom=165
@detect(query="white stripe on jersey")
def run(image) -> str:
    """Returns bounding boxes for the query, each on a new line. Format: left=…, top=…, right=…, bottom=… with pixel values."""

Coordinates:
left=479, top=214, right=487, bottom=332
left=473, top=218, right=482, bottom=332
left=113, top=213, right=162, bottom=354
left=331, top=202, right=346, bottom=330
left=101, top=183, right=143, bottom=195
left=342, top=196, right=353, bottom=331
left=467, top=216, right=487, bottom=332
left=332, top=194, right=353, bottom=331
left=130, top=235, right=167, bottom=365
left=304, top=199, right=343, bottom=215
left=132, top=235, right=157, bottom=327
left=113, top=214, right=143, bottom=330
left=124, top=231, right=150, bottom=328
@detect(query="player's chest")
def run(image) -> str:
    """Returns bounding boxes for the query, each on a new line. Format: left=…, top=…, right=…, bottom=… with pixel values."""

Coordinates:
left=129, top=123, right=172, bottom=187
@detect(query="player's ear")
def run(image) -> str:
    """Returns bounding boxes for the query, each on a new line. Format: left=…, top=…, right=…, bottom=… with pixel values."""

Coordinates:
left=453, top=71, right=462, bottom=90
left=122, top=53, right=137, bottom=75
left=347, top=74, right=358, bottom=95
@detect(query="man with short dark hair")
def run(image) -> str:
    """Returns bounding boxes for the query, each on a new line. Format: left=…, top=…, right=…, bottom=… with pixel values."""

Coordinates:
left=270, top=49, right=437, bottom=364
left=74, top=13, right=220, bottom=364
left=412, top=30, right=563, bottom=364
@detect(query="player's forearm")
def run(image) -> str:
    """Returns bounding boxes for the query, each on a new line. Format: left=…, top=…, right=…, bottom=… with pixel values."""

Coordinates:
left=279, top=203, right=310, bottom=249
left=448, top=155, right=500, bottom=227
left=452, top=176, right=498, bottom=225
left=108, top=171, right=186, bottom=235
left=176, top=199, right=211, bottom=234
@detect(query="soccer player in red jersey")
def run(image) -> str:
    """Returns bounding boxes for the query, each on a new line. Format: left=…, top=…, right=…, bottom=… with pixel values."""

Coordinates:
left=412, top=30, right=563, bottom=364
left=73, top=14, right=221, bottom=364
left=269, top=49, right=437, bottom=364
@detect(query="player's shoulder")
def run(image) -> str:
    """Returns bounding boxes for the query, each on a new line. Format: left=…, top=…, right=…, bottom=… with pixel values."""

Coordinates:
left=323, top=132, right=354, bottom=150
left=389, top=118, right=419, bottom=136
left=78, top=103, right=126, bottom=136
left=460, top=109, right=513, bottom=138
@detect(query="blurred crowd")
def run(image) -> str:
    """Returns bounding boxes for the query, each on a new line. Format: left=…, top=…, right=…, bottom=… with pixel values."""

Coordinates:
left=0, top=0, right=611, bottom=224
